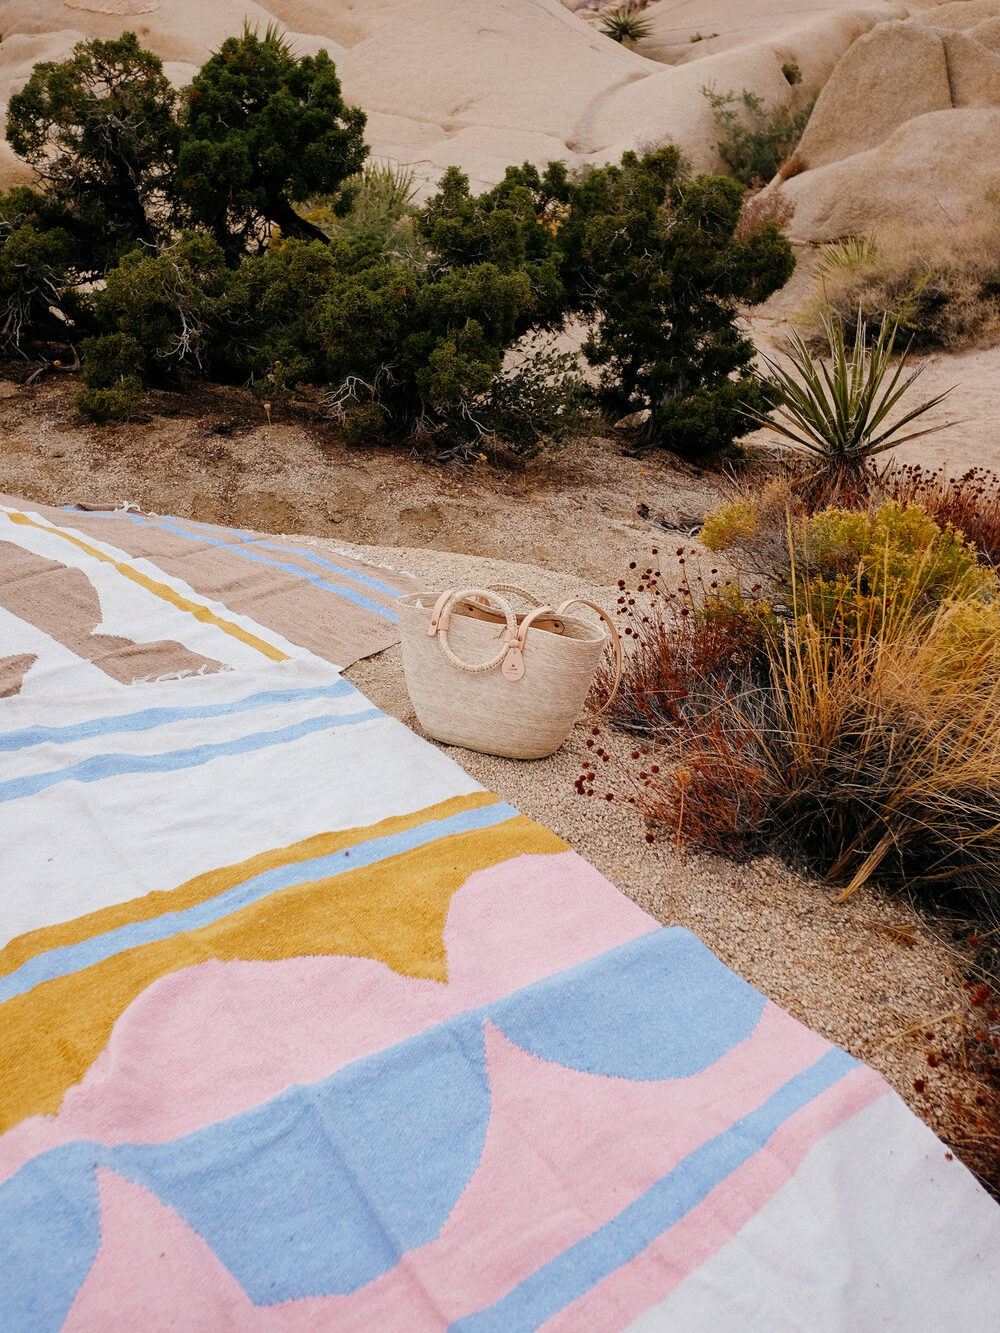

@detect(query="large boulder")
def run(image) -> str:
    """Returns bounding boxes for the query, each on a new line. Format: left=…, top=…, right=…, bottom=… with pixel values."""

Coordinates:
left=775, top=107, right=1000, bottom=242
left=793, top=21, right=952, bottom=170
left=970, top=17, right=1000, bottom=51
left=943, top=29, right=1000, bottom=105
left=910, top=0, right=1000, bottom=30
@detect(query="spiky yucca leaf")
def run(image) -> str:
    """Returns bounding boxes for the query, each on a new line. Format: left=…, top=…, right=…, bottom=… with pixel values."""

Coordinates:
left=749, top=310, right=956, bottom=476
left=599, top=7, right=653, bottom=43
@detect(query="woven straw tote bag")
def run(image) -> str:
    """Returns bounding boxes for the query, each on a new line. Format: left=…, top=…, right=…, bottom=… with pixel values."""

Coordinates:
left=398, top=583, right=621, bottom=759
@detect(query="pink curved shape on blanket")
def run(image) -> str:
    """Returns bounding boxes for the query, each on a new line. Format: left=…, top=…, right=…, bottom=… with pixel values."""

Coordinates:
left=0, top=851, right=655, bottom=1182
left=63, top=1017, right=876, bottom=1330
left=544, top=1065, right=889, bottom=1332
left=64, top=1169, right=260, bottom=1332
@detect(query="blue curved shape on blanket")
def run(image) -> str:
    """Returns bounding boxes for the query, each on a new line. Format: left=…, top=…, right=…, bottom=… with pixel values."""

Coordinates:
left=0, top=1143, right=102, bottom=1333
left=490, top=929, right=765, bottom=1079
left=0, top=1020, right=490, bottom=1311
left=0, top=932, right=769, bottom=1319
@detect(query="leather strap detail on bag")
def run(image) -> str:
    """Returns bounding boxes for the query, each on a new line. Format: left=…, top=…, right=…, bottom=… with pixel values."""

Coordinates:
left=553, top=598, right=623, bottom=714
left=431, top=587, right=522, bottom=675
left=426, top=585, right=622, bottom=710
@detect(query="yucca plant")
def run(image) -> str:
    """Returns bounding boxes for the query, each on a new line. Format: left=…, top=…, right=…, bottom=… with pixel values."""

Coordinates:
left=814, top=234, right=879, bottom=278
left=599, top=7, right=653, bottom=44
left=750, top=310, right=956, bottom=480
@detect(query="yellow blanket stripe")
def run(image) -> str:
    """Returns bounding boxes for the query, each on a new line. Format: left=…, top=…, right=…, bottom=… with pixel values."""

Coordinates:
left=0, top=809, right=565, bottom=1133
left=0, top=791, right=503, bottom=977
left=4, top=511, right=289, bottom=662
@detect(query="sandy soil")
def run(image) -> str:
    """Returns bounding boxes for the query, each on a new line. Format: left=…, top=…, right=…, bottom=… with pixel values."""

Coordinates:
left=0, top=375, right=723, bottom=574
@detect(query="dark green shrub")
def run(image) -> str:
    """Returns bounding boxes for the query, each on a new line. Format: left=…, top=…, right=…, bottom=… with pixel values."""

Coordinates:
left=477, top=336, right=589, bottom=456
left=76, top=333, right=145, bottom=421
left=222, top=237, right=343, bottom=393
left=703, top=85, right=815, bottom=187
left=318, top=257, right=538, bottom=452
left=175, top=25, right=367, bottom=260
left=5, top=33, right=178, bottom=265
left=559, top=148, right=794, bottom=455
left=0, top=189, right=81, bottom=348
left=417, top=163, right=568, bottom=326
left=92, top=233, right=230, bottom=383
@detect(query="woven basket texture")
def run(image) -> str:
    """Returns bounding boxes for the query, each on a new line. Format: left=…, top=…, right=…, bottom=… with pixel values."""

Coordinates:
left=398, top=592, right=606, bottom=759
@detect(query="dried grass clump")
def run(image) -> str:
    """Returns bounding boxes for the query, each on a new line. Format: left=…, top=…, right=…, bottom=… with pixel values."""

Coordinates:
left=882, top=464, right=1000, bottom=568
left=733, top=186, right=794, bottom=242
left=760, top=570, right=1000, bottom=904
left=802, top=217, right=1000, bottom=352
left=590, top=504, right=1000, bottom=912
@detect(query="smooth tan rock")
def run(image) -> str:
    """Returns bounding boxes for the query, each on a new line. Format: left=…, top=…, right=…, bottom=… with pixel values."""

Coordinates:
left=794, top=21, right=951, bottom=170
left=942, top=28, right=1000, bottom=105
left=776, top=107, right=1000, bottom=241
left=970, top=16, right=1000, bottom=51
left=910, top=0, right=1000, bottom=31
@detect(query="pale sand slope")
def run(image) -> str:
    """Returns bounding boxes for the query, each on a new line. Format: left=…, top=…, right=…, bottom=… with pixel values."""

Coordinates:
left=5, top=1, right=1000, bottom=236
left=0, top=0, right=900, bottom=195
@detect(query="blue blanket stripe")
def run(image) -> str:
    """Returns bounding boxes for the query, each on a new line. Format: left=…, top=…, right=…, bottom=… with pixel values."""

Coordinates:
left=450, top=1047, right=857, bottom=1332
left=0, top=707, right=383, bottom=805
left=67, top=508, right=402, bottom=613
left=0, top=679, right=356, bottom=753
left=0, top=802, right=517, bottom=1003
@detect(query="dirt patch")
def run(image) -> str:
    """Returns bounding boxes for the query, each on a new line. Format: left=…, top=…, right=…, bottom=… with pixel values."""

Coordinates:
left=0, top=375, right=724, bottom=574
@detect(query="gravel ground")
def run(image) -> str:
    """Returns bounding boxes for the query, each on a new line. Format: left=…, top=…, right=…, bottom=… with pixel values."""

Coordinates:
left=320, top=536, right=984, bottom=1161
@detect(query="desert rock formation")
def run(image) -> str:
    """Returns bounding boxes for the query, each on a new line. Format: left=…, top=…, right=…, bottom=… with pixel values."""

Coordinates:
left=1, top=1, right=998, bottom=239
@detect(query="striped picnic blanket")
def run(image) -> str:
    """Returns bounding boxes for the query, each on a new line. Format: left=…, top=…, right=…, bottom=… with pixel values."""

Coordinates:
left=1, top=499, right=998, bottom=1330
left=0, top=496, right=413, bottom=691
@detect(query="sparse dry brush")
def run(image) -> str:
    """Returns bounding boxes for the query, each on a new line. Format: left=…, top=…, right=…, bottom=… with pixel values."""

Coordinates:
left=803, top=217, right=1000, bottom=353
left=587, top=502, right=1000, bottom=910
left=584, top=500, right=1000, bottom=1193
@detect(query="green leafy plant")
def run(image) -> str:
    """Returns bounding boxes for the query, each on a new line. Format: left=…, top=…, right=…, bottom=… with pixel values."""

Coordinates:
left=560, top=148, right=794, bottom=455
left=703, top=85, right=815, bottom=187
left=75, top=333, right=145, bottom=421
left=0, top=188, right=80, bottom=349
left=799, top=500, right=996, bottom=635
left=5, top=32, right=178, bottom=265
left=475, top=334, right=589, bottom=456
left=175, top=24, right=368, bottom=260
left=752, top=310, right=956, bottom=481
left=599, top=8, right=653, bottom=44
left=701, top=498, right=760, bottom=551
left=82, top=232, right=230, bottom=404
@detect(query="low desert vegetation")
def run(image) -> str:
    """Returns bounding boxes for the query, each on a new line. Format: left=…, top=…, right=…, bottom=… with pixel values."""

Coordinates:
left=599, top=5, right=653, bottom=45
left=750, top=309, right=955, bottom=488
left=0, top=27, right=795, bottom=460
left=586, top=491, right=1000, bottom=1191
left=703, top=84, right=816, bottom=188
left=803, top=215, right=1000, bottom=353
left=577, top=319, right=1000, bottom=1191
